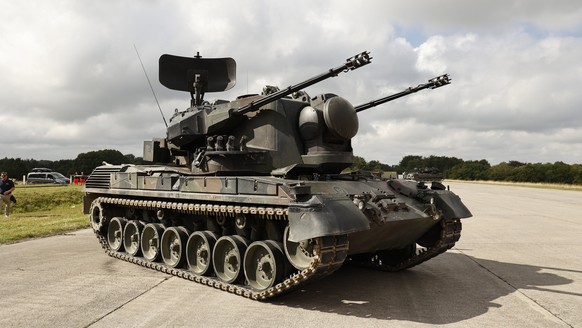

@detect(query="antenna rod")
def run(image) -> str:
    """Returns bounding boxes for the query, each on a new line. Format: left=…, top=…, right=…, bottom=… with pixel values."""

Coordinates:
left=133, top=44, right=168, bottom=127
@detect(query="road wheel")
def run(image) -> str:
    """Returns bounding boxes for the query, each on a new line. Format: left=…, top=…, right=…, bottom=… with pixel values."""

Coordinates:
left=186, top=231, right=218, bottom=275
left=141, top=223, right=165, bottom=262
left=107, top=217, right=127, bottom=251
left=123, top=221, right=144, bottom=256
left=283, top=226, right=316, bottom=270
left=212, top=236, right=249, bottom=283
left=161, top=227, right=190, bottom=268
left=244, top=241, right=285, bottom=291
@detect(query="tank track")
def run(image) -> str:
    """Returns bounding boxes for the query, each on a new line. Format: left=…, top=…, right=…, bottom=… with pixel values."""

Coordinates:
left=348, top=219, right=462, bottom=271
left=91, top=196, right=348, bottom=301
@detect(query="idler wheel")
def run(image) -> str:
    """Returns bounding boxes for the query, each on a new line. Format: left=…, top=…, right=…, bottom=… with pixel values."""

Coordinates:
left=283, top=226, right=316, bottom=270
left=141, top=223, right=165, bottom=262
left=244, top=241, right=285, bottom=291
left=89, top=200, right=108, bottom=232
left=186, top=231, right=219, bottom=275
left=161, top=227, right=190, bottom=268
left=123, top=221, right=144, bottom=256
left=107, top=217, right=127, bottom=251
left=212, top=235, right=249, bottom=283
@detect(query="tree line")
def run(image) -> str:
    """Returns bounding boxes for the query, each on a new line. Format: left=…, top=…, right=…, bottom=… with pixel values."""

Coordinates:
left=2, top=151, right=582, bottom=185
left=350, top=155, right=582, bottom=185
left=0, top=150, right=142, bottom=180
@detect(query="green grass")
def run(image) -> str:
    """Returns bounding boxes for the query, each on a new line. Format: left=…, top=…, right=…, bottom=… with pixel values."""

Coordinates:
left=0, top=184, right=88, bottom=245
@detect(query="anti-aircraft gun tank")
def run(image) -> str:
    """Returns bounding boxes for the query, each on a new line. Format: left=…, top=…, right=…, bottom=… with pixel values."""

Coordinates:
left=83, top=51, right=471, bottom=300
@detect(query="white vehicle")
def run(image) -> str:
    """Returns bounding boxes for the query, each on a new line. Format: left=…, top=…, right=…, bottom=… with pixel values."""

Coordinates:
left=26, top=171, right=70, bottom=184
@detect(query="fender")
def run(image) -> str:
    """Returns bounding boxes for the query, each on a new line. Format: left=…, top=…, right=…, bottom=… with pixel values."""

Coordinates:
left=287, top=194, right=370, bottom=242
left=432, top=190, right=473, bottom=219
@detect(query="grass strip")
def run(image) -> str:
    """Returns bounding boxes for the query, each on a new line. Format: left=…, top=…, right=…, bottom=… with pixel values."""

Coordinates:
left=0, top=184, right=88, bottom=245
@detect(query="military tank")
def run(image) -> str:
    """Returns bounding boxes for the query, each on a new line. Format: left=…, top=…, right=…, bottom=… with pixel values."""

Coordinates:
left=83, top=51, right=471, bottom=300
left=405, top=167, right=444, bottom=182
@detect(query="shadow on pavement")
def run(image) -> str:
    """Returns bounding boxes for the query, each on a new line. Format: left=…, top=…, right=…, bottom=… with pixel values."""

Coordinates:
left=271, top=252, right=576, bottom=324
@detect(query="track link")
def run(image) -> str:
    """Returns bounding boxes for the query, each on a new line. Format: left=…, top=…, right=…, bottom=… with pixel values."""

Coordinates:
left=92, top=197, right=348, bottom=300
left=348, top=219, right=462, bottom=271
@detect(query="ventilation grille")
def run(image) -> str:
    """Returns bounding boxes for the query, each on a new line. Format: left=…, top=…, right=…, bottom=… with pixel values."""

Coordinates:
left=85, top=165, right=123, bottom=189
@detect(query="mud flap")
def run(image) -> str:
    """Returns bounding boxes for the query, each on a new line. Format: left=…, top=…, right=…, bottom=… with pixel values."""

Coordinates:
left=287, top=194, right=370, bottom=242
left=432, top=190, right=473, bottom=219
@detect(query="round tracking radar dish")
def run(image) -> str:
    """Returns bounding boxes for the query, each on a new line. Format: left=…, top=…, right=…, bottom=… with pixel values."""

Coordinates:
left=323, top=96, right=358, bottom=140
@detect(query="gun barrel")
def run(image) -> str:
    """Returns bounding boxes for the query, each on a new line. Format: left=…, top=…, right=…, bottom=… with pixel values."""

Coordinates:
left=355, top=74, right=450, bottom=113
left=234, top=51, right=372, bottom=115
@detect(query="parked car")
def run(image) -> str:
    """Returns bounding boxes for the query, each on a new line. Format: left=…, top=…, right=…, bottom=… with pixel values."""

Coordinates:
left=31, top=168, right=53, bottom=173
left=26, top=171, right=70, bottom=184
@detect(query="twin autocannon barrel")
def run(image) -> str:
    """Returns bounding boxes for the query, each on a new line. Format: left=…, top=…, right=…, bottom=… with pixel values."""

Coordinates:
left=233, top=51, right=372, bottom=115
left=233, top=50, right=450, bottom=116
left=354, top=74, right=451, bottom=112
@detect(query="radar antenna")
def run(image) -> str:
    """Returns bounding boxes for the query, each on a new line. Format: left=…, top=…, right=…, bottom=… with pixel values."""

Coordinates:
left=134, top=44, right=168, bottom=127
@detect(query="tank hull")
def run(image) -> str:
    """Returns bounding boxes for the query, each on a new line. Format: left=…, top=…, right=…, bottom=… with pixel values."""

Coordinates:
left=83, top=164, right=470, bottom=300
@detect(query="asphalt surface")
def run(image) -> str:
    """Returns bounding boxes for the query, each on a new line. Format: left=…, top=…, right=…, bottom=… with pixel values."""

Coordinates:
left=0, top=182, right=580, bottom=327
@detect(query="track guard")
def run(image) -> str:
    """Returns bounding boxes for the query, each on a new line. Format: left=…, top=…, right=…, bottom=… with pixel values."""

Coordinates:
left=287, top=194, right=370, bottom=242
left=432, top=190, right=473, bottom=219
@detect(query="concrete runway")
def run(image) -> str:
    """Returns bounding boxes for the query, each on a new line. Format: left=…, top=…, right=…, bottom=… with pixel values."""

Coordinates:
left=0, top=182, right=580, bottom=327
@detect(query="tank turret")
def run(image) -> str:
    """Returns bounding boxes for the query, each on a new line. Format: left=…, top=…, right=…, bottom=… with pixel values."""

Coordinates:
left=145, top=52, right=371, bottom=176
left=145, top=52, right=451, bottom=178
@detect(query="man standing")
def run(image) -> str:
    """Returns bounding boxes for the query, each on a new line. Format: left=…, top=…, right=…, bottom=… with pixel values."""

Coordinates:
left=0, top=171, right=15, bottom=217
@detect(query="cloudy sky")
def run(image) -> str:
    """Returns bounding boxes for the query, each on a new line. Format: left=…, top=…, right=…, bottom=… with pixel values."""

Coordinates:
left=1, top=0, right=582, bottom=166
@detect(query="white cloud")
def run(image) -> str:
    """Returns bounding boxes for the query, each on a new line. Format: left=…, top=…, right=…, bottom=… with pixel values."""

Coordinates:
left=0, top=0, right=581, bottom=166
